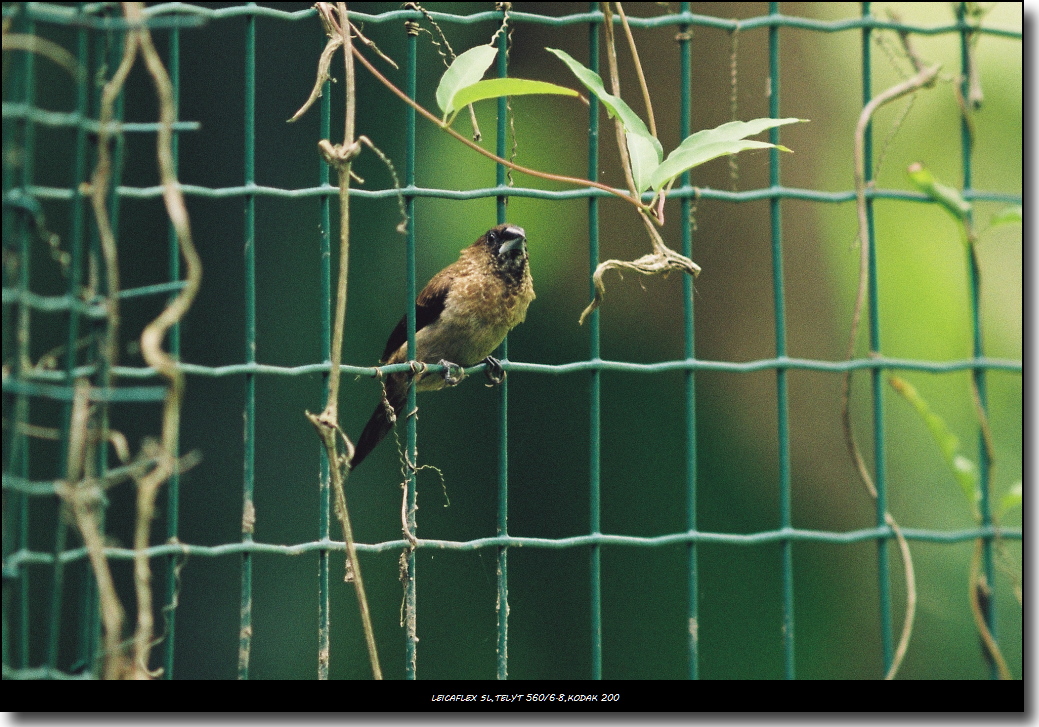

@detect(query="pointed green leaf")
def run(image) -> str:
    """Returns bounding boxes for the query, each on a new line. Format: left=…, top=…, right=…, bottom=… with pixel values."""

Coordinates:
left=435, top=45, right=498, bottom=117
left=649, top=118, right=803, bottom=192
left=990, top=205, right=1022, bottom=227
left=649, top=139, right=778, bottom=192
left=906, top=162, right=972, bottom=221
left=445, top=78, right=579, bottom=122
left=546, top=47, right=662, bottom=188
left=677, top=118, right=804, bottom=150
left=890, top=376, right=980, bottom=512
left=626, top=130, right=664, bottom=193
left=546, top=48, right=652, bottom=136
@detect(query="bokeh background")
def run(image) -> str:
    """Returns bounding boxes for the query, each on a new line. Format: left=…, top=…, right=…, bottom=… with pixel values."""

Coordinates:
left=4, top=2, right=1022, bottom=679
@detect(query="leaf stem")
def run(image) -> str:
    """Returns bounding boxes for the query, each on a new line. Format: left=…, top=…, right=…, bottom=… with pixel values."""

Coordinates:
left=614, top=3, right=656, bottom=138
left=843, top=59, right=939, bottom=681
left=305, top=1, right=382, bottom=681
left=350, top=41, right=645, bottom=209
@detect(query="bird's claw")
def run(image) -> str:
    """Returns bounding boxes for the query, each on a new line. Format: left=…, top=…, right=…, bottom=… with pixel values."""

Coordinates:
left=439, top=359, right=465, bottom=386
left=482, top=356, right=506, bottom=386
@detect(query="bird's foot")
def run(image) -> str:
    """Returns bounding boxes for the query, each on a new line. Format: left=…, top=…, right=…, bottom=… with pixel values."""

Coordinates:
left=438, top=359, right=465, bottom=386
left=482, top=356, right=506, bottom=386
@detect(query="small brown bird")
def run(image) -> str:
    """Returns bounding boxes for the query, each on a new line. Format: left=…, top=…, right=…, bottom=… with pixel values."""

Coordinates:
left=350, top=223, right=535, bottom=469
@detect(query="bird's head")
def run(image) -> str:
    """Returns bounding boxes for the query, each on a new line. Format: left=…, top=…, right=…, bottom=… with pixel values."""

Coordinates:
left=482, top=223, right=528, bottom=281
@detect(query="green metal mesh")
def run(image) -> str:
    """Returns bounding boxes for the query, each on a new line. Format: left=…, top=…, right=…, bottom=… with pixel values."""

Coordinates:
left=2, top=2, right=1022, bottom=680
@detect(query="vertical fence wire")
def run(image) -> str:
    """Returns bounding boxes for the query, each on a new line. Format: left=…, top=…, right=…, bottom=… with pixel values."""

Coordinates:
left=677, top=1, right=699, bottom=682
left=162, top=24, right=183, bottom=680
left=69, top=18, right=93, bottom=677
left=586, top=4, right=603, bottom=682
left=238, top=6, right=257, bottom=681
left=956, top=1, right=997, bottom=679
left=403, top=18, right=419, bottom=681
left=494, top=17, right=511, bottom=682
left=767, top=1, right=795, bottom=680
left=46, top=9, right=72, bottom=677
left=317, top=67, right=333, bottom=681
left=9, top=9, right=36, bottom=673
left=87, top=20, right=128, bottom=673
left=859, top=1, right=895, bottom=673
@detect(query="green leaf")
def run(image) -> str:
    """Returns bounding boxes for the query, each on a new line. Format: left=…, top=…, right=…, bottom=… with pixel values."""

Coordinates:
left=679, top=118, right=805, bottom=150
left=444, top=78, right=579, bottom=123
left=990, top=205, right=1022, bottom=227
left=546, top=47, right=662, bottom=191
left=649, top=118, right=802, bottom=192
left=626, top=130, right=663, bottom=194
left=889, top=376, right=980, bottom=513
left=435, top=45, right=498, bottom=118
left=546, top=48, right=651, bottom=137
left=906, top=162, right=972, bottom=221
left=998, top=481, right=1022, bottom=519
left=650, top=140, right=776, bottom=192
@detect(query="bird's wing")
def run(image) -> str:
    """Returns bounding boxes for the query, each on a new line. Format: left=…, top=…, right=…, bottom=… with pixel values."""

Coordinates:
left=380, top=274, right=451, bottom=362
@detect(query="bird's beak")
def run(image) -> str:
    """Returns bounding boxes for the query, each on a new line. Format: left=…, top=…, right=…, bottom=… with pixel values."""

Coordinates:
left=499, top=226, right=527, bottom=255
left=500, top=237, right=526, bottom=255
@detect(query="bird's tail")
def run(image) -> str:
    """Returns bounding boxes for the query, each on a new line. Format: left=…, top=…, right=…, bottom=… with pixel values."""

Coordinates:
left=350, top=373, right=409, bottom=469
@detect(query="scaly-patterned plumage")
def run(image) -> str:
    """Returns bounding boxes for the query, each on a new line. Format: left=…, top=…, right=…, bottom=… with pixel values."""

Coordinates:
left=350, top=224, right=534, bottom=469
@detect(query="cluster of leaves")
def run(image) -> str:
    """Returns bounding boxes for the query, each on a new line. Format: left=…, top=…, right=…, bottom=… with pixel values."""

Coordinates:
left=889, top=376, right=1020, bottom=522
left=893, top=162, right=1022, bottom=524
left=435, top=42, right=804, bottom=214
left=906, top=162, right=1021, bottom=242
left=546, top=49, right=801, bottom=203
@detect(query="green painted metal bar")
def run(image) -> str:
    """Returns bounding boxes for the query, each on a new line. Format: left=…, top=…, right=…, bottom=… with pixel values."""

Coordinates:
left=861, top=1, right=894, bottom=674
left=72, top=8, right=123, bottom=676
left=957, top=1, right=997, bottom=680
left=678, top=0, right=698, bottom=681
left=768, top=1, right=795, bottom=680
left=3, top=524, right=1021, bottom=572
left=494, top=16, right=511, bottom=681
left=100, top=13, right=128, bottom=677
left=6, top=8, right=36, bottom=673
left=83, top=21, right=123, bottom=675
left=46, top=9, right=74, bottom=672
left=18, top=181, right=1019, bottom=206
left=2, top=665, right=96, bottom=680
left=0, top=103, right=201, bottom=133
left=69, top=19, right=94, bottom=676
left=1, top=378, right=169, bottom=402
left=404, top=19, right=419, bottom=681
left=1, top=281, right=189, bottom=314
left=316, top=60, right=333, bottom=682
left=586, top=2, right=603, bottom=682
left=24, top=354, right=1018, bottom=385
left=161, top=24, right=182, bottom=680
left=120, top=4, right=1024, bottom=38
left=238, top=4, right=257, bottom=680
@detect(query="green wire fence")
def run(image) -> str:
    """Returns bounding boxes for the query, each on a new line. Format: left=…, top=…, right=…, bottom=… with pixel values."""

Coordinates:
left=2, top=2, right=1022, bottom=680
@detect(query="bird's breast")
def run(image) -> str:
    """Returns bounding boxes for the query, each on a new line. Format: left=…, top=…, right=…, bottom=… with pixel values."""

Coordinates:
left=414, top=267, right=533, bottom=370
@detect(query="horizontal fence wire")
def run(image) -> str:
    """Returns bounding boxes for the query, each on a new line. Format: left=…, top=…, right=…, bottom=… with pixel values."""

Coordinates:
left=1, top=525, right=1023, bottom=567
left=1, top=2, right=1022, bottom=681
left=13, top=182, right=1023, bottom=203
left=1, top=357, right=1024, bottom=392
left=6, top=2, right=1023, bottom=37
